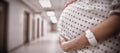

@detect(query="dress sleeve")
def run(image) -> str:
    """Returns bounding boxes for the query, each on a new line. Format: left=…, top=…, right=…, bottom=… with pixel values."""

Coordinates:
left=109, top=0, right=120, bottom=15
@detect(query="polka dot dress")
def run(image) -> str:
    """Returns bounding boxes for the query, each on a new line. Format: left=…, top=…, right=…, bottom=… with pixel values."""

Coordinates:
left=58, top=0, right=120, bottom=53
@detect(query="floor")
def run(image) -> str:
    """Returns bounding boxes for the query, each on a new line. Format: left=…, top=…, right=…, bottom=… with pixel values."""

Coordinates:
left=9, top=32, right=64, bottom=53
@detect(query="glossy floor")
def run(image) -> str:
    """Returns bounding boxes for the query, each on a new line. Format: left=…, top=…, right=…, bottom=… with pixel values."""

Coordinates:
left=9, top=32, right=64, bottom=53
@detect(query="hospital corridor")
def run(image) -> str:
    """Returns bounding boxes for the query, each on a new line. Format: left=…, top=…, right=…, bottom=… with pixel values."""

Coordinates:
left=9, top=32, right=64, bottom=53
left=1, top=0, right=120, bottom=53
left=0, top=0, right=66, bottom=53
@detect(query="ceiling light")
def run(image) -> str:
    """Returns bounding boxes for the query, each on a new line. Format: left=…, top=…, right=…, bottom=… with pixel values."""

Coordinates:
left=46, top=11, right=55, bottom=17
left=39, top=0, right=52, bottom=8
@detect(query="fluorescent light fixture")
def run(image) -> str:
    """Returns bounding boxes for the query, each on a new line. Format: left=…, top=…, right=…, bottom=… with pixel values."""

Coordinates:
left=39, top=0, right=52, bottom=8
left=46, top=11, right=57, bottom=23
left=50, top=16, right=57, bottom=23
left=46, top=11, right=55, bottom=17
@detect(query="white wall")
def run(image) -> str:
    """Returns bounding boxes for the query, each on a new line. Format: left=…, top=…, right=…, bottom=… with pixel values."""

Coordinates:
left=7, top=0, right=34, bottom=51
left=43, top=19, right=51, bottom=36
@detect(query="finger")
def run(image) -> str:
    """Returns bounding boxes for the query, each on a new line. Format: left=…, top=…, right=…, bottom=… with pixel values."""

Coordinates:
left=59, top=36, right=62, bottom=44
left=64, top=2, right=71, bottom=8
left=64, top=0, right=77, bottom=8
left=71, top=0, right=77, bottom=2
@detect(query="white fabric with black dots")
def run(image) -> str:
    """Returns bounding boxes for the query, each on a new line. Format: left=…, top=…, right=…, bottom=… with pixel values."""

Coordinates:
left=58, top=0, right=120, bottom=53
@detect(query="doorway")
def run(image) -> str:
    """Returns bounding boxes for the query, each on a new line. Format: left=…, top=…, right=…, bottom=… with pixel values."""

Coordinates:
left=24, top=12, right=30, bottom=44
left=37, top=18, right=40, bottom=38
left=0, top=1, right=8, bottom=53
left=32, top=18, right=35, bottom=40
left=41, top=20, right=44, bottom=37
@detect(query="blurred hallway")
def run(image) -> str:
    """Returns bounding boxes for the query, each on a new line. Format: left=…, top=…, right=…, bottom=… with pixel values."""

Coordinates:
left=1, top=0, right=120, bottom=53
left=0, top=0, right=67, bottom=53
left=9, top=32, right=64, bottom=53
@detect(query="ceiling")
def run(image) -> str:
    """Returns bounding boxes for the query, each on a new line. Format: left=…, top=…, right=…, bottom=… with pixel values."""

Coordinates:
left=22, top=0, right=67, bottom=21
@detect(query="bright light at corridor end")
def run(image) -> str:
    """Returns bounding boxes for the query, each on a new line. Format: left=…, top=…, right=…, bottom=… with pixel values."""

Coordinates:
left=46, top=11, right=57, bottom=23
left=50, top=16, right=57, bottom=23
left=39, top=0, right=52, bottom=8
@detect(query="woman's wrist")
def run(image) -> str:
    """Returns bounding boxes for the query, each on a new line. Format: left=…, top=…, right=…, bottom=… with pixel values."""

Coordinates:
left=85, top=29, right=98, bottom=46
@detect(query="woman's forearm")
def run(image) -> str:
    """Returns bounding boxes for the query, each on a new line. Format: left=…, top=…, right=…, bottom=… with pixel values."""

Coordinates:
left=60, top=33, right=89, bottom=52
left=60, top=15, right=120, bottom=52
left=92, top=15, right=120, bottom=41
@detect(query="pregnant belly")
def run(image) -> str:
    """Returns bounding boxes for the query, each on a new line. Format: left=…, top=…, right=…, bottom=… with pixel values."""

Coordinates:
left=57, top=2, right=106, bottom=40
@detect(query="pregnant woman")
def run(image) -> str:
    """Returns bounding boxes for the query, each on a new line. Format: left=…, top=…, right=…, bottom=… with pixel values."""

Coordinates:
left=58, top=0, right=120, bottom=53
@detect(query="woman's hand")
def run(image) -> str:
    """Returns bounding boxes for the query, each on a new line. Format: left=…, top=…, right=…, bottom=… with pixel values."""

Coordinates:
left=59, top=36, right=67, bottom=46
left=59, top=36, right=73, bottom=53
left=64, top=0, right=77, bottom=8
left=59, top=36, right=67, bottom=52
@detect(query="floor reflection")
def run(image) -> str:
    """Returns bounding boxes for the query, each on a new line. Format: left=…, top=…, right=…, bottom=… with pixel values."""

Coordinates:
left=9, top=32, right=64, bottom=53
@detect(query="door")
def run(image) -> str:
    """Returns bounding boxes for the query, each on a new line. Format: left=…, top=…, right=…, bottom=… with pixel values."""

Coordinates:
left=24, top=12, right=30, bottom=44
left=0, top=1, right=8, bottom=53
left=32, top=18, right=35, bottom=40
left=37, top=18, right=40, bottom=38
left=41, top=20, right=44, bottom=37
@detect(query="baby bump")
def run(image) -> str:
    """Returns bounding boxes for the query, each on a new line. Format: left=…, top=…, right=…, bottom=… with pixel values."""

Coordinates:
left=58, top=2, right=106, bottom=40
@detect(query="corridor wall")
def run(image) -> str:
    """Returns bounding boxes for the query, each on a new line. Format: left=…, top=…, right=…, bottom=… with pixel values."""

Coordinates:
left=7, top=0, right=34, bottom=51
